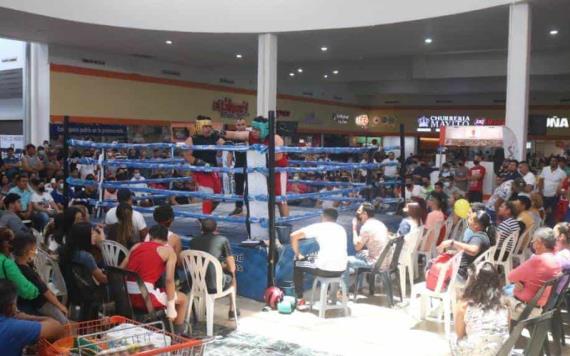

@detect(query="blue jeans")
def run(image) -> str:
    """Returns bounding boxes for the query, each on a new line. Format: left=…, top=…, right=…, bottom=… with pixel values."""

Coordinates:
left=342, top=255, right=373, bottom=289
left=486, top=208, right=497, bottom=226
left=32, top=211, right=50, bottom=231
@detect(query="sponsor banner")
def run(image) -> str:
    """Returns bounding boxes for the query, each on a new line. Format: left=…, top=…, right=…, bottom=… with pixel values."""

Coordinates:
left=50, top=123, right=127, bottom=138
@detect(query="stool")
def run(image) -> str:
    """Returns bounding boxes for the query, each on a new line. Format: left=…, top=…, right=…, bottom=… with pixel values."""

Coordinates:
left=310, top=276, right=349, bottom=318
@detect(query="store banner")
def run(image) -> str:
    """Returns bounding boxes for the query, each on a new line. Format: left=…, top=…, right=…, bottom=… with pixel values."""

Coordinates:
left=50, top=123, right=127, bottom=138
left=0, top=135, right=24, bottom=150
left=440, top=125, right=519, bottom=159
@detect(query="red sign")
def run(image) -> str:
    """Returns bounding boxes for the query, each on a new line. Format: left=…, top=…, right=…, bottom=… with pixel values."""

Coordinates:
left=212, top=97, right=249, bottom=119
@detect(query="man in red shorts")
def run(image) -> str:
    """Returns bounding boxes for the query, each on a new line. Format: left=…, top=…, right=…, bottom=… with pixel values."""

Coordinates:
left=224, top=116, right=289, bottom=217
left=183, top=115, right=225, bottom=214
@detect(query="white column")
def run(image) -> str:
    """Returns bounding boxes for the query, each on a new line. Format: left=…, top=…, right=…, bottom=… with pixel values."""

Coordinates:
left=257, top=34, right=277, bottom=117
left=505, top=2, right=531, bottom=161
left=24, top=43, right=50, bottom=145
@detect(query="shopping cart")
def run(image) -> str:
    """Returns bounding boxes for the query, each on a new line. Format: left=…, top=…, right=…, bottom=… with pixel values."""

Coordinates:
left=39, top=315, right=211, bottom=356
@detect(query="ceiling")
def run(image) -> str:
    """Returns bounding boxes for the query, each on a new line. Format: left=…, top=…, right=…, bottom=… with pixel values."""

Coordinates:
left=0, top=0, right=568, bottom=106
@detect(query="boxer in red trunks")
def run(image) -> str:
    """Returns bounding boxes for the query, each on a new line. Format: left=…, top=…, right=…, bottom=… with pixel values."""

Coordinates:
left=224, top=116, right=289, bottom=217
left=183, top=116, right=225, bottom=214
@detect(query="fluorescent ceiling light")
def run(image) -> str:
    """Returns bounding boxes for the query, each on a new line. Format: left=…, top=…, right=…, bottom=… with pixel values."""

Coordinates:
left=289, top=72, right=295, bottom=77
left=321, top=46, right=328, bottom=52
left=297, top=68, right=303, bottom=73
left=236, top=54, right=243, bottom=59
left=165, top=40, right=173, bottom=45
left=323, top=74, right=328, bottom=78
left=332, top=70, right=339, bottom=75
left=550, top=29, right=559, bottom=36
left=424, top=38, right=432, bottom=44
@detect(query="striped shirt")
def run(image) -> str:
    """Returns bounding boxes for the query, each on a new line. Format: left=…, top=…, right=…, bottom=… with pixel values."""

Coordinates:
left=495, top=217, right=520, bottom=260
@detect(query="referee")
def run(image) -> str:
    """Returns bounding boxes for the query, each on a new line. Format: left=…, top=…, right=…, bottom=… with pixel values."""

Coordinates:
left=229, top=118, right=247, bottom=216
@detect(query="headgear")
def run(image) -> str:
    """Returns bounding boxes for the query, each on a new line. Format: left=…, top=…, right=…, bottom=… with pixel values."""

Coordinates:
left=195, top=115, right=212, bottom=134
left=251, top=116, right=269, bottom=140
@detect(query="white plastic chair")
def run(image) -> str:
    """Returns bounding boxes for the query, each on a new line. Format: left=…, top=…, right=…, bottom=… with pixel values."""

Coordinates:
left=414, top=221, right=443, bottom=276
left=34, top=248, right=68, bottom=305
left=398, top=226, right=424, bottom=298
left=180, top=250, right=238, bottom=337
left=441, top=216, right=455, bottom=241
left=492, top=231, right=519, bottom=283
left=512, top=227, right=534, bottom=265
left=451, top=218, right=468, bottom=241
left=99, top=240, right=129, bottom=267
left=410, top=252, right=463, bottom=336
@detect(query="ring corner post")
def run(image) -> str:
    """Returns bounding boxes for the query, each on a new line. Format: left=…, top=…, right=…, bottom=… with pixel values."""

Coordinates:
left=399, top=124, right=406, bottom=209
left=267, top=110, right=277, bottom=288
left=63, top=115, right=70, bottom=210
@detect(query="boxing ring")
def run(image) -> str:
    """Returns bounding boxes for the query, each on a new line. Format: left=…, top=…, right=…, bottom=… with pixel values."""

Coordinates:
left=66, top=139, right=403, bottom=301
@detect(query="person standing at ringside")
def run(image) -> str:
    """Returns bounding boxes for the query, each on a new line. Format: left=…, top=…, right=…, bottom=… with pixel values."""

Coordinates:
left=224, top=116, right=290, bottom=217
left=228, top=118, right=248, bottom=216
left=183, top=116, right=225, bottom=214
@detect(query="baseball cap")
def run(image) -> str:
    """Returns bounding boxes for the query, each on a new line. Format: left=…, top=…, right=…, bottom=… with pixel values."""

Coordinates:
left=3, top=193, right=21, bottom=206
left=117, top=188, right=133, bottom=202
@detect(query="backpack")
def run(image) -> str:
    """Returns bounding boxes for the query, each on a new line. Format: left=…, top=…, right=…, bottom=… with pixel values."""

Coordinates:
left=425, top=253, right=454, bottom=291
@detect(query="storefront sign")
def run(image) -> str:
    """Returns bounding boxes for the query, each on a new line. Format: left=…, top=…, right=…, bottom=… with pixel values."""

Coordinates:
left=416, top=115, right=498, bottom=132
left=332, top=113, right=350, bottom=124
left=50, top=123, right=127, bottom=138
left=276, top=110, right=291, bottom=118
left=0, top=135, right=23, bottom=150
left=546, top=116, right=569, bottom=128
left=212, top=97, right=249, bottom=119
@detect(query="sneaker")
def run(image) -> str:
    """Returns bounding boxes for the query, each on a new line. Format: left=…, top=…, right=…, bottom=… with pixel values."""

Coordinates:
left=296, top=299, right=309, bottom=312
left=228, top=308, right=241, bottom=320
left=229, top=207, right=243, bottom=216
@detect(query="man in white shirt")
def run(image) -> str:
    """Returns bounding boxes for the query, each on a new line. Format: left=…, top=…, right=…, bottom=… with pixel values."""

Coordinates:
left=539, top=157, right=567, bottom=226
left=381, top=152, right=399, bottom=178
left=105, top=188, right=148, bottom=241
left=291, top=208, right=348, bottom=310
left=30, top=179, right=60, bottom=217
left=518, top=161, right=536, bottom=194
left=342, top=202, right=389, bottom=290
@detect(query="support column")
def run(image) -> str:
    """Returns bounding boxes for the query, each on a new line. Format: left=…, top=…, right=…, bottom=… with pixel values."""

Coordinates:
left=24, top=42, right=50, bottom=145
left=505, top=2, right=531, bottom=161
left=257, top=34, right=277, bottom=117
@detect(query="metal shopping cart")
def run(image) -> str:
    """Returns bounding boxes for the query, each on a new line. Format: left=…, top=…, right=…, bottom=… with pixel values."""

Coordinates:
left=39, top=315, right=211, bottom=356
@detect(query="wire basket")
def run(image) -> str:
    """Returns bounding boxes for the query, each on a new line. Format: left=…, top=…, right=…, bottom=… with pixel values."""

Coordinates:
left=39, top=315, right=211, bottom=356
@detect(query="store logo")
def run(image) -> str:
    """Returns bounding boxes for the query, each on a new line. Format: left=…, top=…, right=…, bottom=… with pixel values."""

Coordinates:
left=546, top=116, right=569, bottom=128
left=332, top=113, right=349, bottom=124
left=212, top=97, right=249, bottom=119
left=417, top=115, right=472, bottom=132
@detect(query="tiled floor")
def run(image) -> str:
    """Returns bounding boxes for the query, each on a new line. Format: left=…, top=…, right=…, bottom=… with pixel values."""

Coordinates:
left=192, top=291, right=570, bottom=356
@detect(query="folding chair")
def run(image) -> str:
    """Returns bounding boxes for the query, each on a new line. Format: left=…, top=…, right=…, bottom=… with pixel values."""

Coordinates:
left=354, top=236, right=405, bottom=306
left=491, top=231, right=519, bottom=284
left=496, top=310, right=556, bottom=356
left=100, top=240, right=129, bottom=267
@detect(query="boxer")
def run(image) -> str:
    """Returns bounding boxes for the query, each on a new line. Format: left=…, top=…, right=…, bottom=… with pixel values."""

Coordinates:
left=183, top=116, right=225, bottom=214
left=225, top=116, right=289, bottom=217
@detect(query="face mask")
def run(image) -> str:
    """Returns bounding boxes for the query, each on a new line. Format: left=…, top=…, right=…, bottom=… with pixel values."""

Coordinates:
left=59, top=183, right=64, bottom=190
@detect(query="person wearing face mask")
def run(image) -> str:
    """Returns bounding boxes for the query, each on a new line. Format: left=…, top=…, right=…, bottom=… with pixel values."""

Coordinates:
left=438, top=162, right=453, bottom=180
left=129, top=169, right=151, bottom=207
left=454, top=160, right=469, bottom=192
left=467, top=155, right=486, bottom=203
left=13, top=233, right=68, bottom=324
left=29, top=178, right=59, bottom=231
left=343, top=203, right=389, bottom=290
left=76, top=150, right=97, bottom=180
left=443, top=176, right=465, bottom=200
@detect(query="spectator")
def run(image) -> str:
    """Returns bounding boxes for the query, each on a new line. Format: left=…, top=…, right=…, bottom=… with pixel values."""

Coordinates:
left=529, top=192, right=545, bottom=226
left=0, top=173, right=11, bottom=195
left=121, top=225, right=189, bottom=334
left=453, top=160, right=469, bottom=193
left=105, top=203, right=139, bottom=249
left=189, top=219, right=238, bottom=319
left=506, top=227, right=561, bottom=319
left=501, top=159, right=521, bottom=182
left=21, top=144, right=44, bottom=177
left=439, top=162, right=453, bottom=180
left=404, top=178, right=424, bottom=202
left=484, top=178, right=526, bottom=224
left=103, top=176, right=118, bottom=202
left=76, top=150, right=97, bottom=180
left=345, top=203, right=389, bottom=289
left=50, top=207, right=83, bottom=250
left=442, top=176, right=465, bottom=201
left=291, top=209, right=348, bottom=310
left=494, top=201, right=520, bottom=260
left=130, top=168, right=152, bottom=207
left=518, top=161, right=536, bottom=194
left=105, top=188, right=148, bottom=241
left=50, top=176, right=66, bottom=210
left=554, top=222, right=570, bottom=263
left=3, top=147, right=22, bottom=179
left=438, top=210, right=491, bottom=280
left=430, top=182, right=449, bottom=213
left=60, top=222, right=107, bottom=285
left=0, top=280, right=63, bottom=355
left=559, top=157, right=570, bottom=177
left=8, top=174, right=33, bottom=221
left=148, top=205, right=182, bottom=259
left=538, top=156, right=566, bottom=226
left=12, top=234, right=68, bottom=324
left=44, top=150, right=61, bottom=179
left=467, top=155, right=486, bottom=203
left=451, top=262, right=509, bottom=356
left=29, top=178, right=59, bottom=230
left=0, top=228, right=39, bottom=301
left=412, top=159, right=433, bottom=184
left=513, top=196, right=535, bottom=234
left=397, top=201, right=425, bottom=237
left=0, top=194, right=29, bottom=234
left=381, top=151, right=399, bottom=179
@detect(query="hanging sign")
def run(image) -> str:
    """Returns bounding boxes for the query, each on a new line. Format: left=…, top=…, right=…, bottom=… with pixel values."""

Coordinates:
left=546, top=116, right=569, bottom=128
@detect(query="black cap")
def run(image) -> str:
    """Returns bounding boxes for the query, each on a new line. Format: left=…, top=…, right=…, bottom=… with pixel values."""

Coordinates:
left=117, top=188, right=133, bottom=203
left=3, top=193, right=21, bottom=207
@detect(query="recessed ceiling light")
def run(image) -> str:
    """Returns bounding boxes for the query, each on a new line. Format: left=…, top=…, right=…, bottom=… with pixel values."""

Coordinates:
left=323, top=74, right=328, bottom=79
left=332, top=70, right=339, bottom=75
left=289, top=72, right=295, bottom=77
left=550, top=29, right=559, bottom=36
left=165, top=40, right=173, bottom=45
left=424, top=38, right=432, bottom=44
left=297, top=68, right=303, bottom=73
left=321, top=46, right=328, bottom=52
left=236, top=54, right=243, bottom=59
